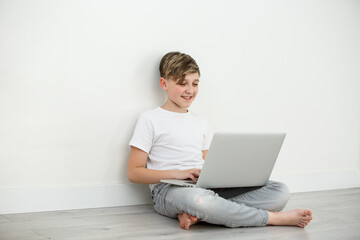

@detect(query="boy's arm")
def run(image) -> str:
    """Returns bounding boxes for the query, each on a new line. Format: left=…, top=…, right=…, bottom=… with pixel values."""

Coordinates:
left=127, top=146, right=201, bottom=184
left=202, top=150, right=208, bottom=160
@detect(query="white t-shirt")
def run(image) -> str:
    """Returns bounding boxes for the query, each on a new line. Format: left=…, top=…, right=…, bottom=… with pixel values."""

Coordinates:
left=129, top=107, right=212, bottom=172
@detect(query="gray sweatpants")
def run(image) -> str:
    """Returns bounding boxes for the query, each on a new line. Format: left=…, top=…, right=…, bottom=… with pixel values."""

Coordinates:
left=151, top=180, right=290, bottom=228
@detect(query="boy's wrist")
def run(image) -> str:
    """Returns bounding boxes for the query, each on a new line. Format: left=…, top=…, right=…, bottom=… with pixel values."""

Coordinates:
left=168, top=170, right=178, bottom=179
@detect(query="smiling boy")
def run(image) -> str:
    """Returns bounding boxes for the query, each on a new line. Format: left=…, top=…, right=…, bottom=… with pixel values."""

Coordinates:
left=127, top=51, right=312, bottom=230
left=160, top=71, right=199, bottom=113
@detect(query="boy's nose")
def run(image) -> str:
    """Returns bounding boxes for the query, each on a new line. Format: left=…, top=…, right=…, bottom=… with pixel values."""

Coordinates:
left=185, top=86, right=195, bottom=94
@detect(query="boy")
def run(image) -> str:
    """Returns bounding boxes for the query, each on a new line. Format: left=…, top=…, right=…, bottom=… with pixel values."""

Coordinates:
left=127, top=51, right=312, bottom=230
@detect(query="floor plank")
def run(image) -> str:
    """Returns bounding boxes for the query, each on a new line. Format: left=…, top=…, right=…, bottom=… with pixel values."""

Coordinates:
left=1, top=188, right=359, bottom=240
left=3, top=205, right=154, bottom=222
left=0, top=231, right=48, bottom=240
left=0, top=216, right=11, bottom=224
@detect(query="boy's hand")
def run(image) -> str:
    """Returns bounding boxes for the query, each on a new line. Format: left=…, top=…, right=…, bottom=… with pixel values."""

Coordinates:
left=174, top=169, right=201, bottom=181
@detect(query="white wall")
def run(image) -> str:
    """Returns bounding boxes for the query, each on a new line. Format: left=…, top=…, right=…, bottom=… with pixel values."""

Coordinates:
left=1, top=0, right=359, bottom=214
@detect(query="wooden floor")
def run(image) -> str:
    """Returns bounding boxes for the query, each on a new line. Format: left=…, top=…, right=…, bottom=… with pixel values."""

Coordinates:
left=0, top=188, right=359, bottom=240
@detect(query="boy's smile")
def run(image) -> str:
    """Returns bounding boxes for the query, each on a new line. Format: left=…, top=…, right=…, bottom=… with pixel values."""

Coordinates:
left=160, top=72, right=199, bottom=113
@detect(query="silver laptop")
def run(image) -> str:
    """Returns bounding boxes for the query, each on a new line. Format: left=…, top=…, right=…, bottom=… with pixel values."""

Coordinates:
left=160, top=133, right=286, bottom=188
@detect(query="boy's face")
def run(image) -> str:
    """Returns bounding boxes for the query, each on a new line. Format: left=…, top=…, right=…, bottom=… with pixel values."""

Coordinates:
left=160, top=72, right=200, bottom=113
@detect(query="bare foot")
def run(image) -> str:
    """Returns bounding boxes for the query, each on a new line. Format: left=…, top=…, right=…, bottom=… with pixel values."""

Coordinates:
left=177, top=213, right=199, bottom=230
left=267, top=209, right=313, bottom=228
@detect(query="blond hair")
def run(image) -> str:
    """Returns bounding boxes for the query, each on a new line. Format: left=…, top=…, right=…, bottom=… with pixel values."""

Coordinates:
left=159, top=51, right=200, bottom=84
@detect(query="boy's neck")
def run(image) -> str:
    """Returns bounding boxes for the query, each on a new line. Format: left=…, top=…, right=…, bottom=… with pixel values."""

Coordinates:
left=161, top=102, right=188, bottom=113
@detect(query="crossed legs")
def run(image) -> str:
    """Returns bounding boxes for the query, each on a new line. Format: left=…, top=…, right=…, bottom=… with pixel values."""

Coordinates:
left=153, top=181, right=312, bottom=229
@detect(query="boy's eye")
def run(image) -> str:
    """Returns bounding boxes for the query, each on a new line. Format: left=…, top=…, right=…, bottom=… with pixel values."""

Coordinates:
left=178, top=82, right=199, bottom=86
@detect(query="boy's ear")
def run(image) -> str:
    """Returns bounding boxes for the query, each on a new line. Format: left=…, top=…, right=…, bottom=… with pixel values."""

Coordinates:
left=160, top=77, right=167, bottom=90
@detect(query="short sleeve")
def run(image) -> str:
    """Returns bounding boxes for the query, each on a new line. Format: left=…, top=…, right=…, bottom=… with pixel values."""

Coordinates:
left=129, top=114, right=154, bottom=153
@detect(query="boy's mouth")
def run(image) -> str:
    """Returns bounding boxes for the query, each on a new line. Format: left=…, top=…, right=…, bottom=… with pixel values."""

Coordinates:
left=182, top=96, right=193, bottom=100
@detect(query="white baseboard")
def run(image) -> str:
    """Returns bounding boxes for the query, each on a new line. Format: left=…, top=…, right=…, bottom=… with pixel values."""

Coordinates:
left=1, top=170, right=359, bottom=214
left=270, top=169, right=360, bottom=193
left=0, top=183, right=152, bottom=215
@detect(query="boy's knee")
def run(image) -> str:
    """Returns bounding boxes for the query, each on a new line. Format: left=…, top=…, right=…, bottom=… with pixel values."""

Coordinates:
left=280, top=183, right=290, bottom=200
left=270, top=181, right=291, bottom=210
left=194, top=191, right=215, bottom=205
left=192, top=190, right=218, bottom=212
